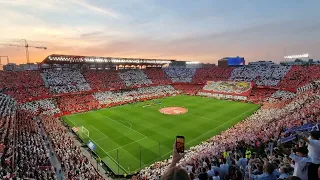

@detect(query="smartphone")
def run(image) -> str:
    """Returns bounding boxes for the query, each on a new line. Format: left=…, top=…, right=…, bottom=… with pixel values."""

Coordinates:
left=176, top=136, right=185, bottom=153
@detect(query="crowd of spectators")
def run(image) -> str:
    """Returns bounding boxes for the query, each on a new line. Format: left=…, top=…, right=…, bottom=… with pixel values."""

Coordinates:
left=230, top=65, right=291, bottom=87
left=14, top=111, right=56, bottom=179
left=5, top=87, right=50, bottom=102
left=1, top=65, right=320, bottom=179
left=277, top=65, right=320, bottom=89
left=94, top=85, right=178, bottom=105
left=57, top=94, right=100, bottom=114
left=42, top=69, right=91, bottom=94
left=0, top=71, right=49, bottom=102
left=119, top=69, right=153, bottom=87
left=20, top=99, right=60, bottom=116
left=192, top=67, right=234, bottom=84
left=0, top=114, right=15, bottom=179
left=269, top=90, right=297, bottom=101
left=40, top=115, right=104, bottom=179
left=164, top=68, right=196, bottom=83
left=0, top=94, right=16, bottom=118
left=84, top=70, right=124, bottom=90
left=248, top=89, right=277, bottom=103
left=297, top=83, right=314, bottom=94
left=0, top=71, right=44, bottom=90
left=139, top=87, right=320, bottom=180
left=143, top=68, right=172, bottom=85
left=173, top=85, right=203, bottom=95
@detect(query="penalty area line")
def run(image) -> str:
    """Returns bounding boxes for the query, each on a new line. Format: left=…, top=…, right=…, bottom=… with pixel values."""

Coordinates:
left=106, top=137, right=148, bottom=153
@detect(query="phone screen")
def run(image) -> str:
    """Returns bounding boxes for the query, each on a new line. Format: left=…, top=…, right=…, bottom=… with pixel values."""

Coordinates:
left=176, top=136, right=185, bottom=153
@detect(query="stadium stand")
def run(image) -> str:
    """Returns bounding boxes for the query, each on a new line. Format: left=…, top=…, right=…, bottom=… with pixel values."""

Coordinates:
left=0, top=71, right=44, bottom=90
left=164, top=68, right=196, bottom=83
left=0, top=115, right=15, bottom=178
left=143, top=68, right=172, bottom=85
left=0, top=94, right=16, bottom=118
left=230, top=64, right=290, bottom=86
left=172, top=84, right=203, bottom=95
left=1, top=64, right=320, bottom=179
left=84, top=70, right=125, bottom=90
left=248, top=88, right=277, bottom=102
left=14, top=111, right=56, bottom=179
left=20, top=99, right=60, bottom=116
left=93, top=85, right=178, bottom=105
left=119, top=69, right=152, bottom=87
left=40, top=115, right=104, bottom=179
left=42, top=69, right=91, bottom=94
left=269, top=90, right=296, bottom=101
left=5, top=87, right=50, bottom=102
left=57, top=94, right=100, bottom=115
left=0, top=71, right=49, bottom=102
left=277, top=65, right=320, bottom=89
left=192, top=67, right=234, bottom=83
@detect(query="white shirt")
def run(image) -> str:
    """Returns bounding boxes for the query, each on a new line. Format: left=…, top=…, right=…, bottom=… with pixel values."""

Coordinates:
left=203, top=161, right=207, bottom=168
left=213, top=175, right=220, bottom=180
left=307, top=137, right=320, bottom=164
left=185, top=165, right=193, bottom=173
left=289, top=153, right=312, bottom=180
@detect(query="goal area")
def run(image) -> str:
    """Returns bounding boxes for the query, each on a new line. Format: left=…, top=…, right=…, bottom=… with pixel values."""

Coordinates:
left=78, top=126, right=89, bottom=142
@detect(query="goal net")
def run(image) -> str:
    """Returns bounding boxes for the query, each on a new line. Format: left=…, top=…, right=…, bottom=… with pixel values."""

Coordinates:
left=78, top=126, right=89, bottom=142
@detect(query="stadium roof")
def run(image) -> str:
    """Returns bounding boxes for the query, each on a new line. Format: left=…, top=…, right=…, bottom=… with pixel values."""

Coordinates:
left=42, top=54, right=175, bottom=65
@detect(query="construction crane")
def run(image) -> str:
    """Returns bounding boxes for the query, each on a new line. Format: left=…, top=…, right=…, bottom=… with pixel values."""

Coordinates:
left=0, top=39, right=47, bottom=64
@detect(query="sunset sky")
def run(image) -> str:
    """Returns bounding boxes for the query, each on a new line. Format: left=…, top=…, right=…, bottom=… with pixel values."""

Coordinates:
left=0, top=0, right=320, bottom=64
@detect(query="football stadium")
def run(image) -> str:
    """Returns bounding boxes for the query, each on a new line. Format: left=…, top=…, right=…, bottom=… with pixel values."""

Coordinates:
left=1, top=1, right=320, bottom=180
left=0, top=55, right=319, bottom=179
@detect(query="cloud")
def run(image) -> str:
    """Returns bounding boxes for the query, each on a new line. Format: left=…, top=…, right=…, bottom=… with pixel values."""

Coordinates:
left=80, top=31, right=104, bottom=38
left=70, top=0, right=121, bottom=19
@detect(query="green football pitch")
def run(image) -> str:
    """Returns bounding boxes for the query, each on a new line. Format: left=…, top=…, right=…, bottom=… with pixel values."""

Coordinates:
left=62, top=95, right=259, bottom=175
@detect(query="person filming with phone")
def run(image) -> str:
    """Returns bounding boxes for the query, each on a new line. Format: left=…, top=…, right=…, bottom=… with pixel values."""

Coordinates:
left=162, top=136, right=191, bottom=180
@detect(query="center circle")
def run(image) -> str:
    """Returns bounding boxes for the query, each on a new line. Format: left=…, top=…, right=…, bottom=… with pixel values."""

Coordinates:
left=159, top=107, right=188, bottom=115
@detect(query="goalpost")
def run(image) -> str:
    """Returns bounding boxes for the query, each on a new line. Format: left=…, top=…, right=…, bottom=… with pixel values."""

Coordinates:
left=78, top=126, right=90, bottom=142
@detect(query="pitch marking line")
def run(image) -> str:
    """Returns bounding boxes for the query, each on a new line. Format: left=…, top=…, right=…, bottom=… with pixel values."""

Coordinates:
left=106, top=137, right=148, bottom=153
left=89, top=125, right=109, bottom=138
left=117, top=120, right=132, bottom=129
left=96, top=115, right=147, bottom=138
left=95, top=136, right=109, bottom=142
left=66, top=118, right=129, bottom=174
left=188, top=114, right=223, bottom=123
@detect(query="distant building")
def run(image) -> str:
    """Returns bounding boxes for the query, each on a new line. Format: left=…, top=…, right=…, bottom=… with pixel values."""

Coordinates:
left=218, top=59, right=228, bottom=67
left=248, top=61, right=276, bottom=66
left=3, top=63, right=39, bottom=71
left=4, top=63, right=18, bottom=71
left=218, top=56, right=245, bottom=67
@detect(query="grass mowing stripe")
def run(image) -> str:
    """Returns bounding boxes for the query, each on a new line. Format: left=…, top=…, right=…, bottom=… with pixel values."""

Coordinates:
left=95, top=114, right=147, bottom=138
left=89, top=125, right=109, bottom=138
left=106, top=137, right=148, bottom=153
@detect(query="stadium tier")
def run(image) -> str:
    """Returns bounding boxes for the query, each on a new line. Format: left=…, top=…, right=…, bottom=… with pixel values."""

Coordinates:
left=0, top=63, right=319, bottom=179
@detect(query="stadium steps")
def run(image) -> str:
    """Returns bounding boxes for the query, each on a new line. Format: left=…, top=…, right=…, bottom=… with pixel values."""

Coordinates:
left=40, top=73, right=49, bottom=87
left=36, top=116, right=64, bottom=180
